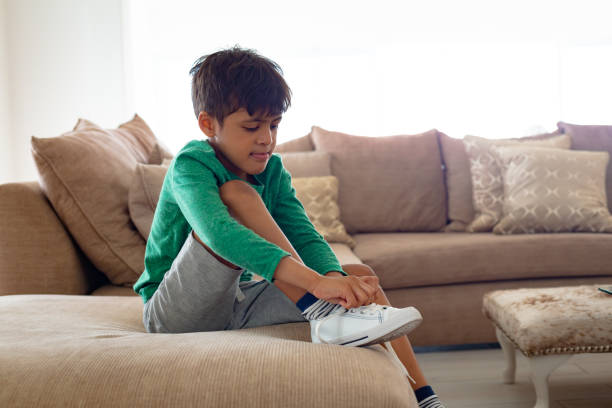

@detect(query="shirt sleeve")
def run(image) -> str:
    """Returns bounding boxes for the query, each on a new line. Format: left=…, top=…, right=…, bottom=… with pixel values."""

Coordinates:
left=171, top=151, right=291, bottom=282
left=271, top=163, right=347, bottom=277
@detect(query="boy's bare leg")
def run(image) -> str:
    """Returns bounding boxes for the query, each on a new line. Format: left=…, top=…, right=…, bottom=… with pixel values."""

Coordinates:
left=197, top=180, right=429, bottom=390
left=335, top=263, right=429, bottom=390
left=192, top=179, right=309, bottom=303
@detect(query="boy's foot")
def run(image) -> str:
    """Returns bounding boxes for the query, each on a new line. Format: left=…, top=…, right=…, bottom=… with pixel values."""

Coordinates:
left=310, top=303, right=422, bottom=347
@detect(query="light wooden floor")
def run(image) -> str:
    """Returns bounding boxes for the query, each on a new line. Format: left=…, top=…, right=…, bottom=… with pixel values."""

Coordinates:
left=414, top=347, right=612, bottom=408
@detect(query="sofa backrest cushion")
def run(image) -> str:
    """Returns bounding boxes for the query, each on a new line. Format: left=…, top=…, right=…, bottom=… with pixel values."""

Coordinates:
left=274, top=132, right=314, bottom=153
left=30, top=114, right=163, bottom=286
left=311, top=126, right=447, bottom=233
left=438, top=132, right=475, bottom=231
left=557, top=121, right=612, bottom=214
left=276, top=151, right=332, bottom=177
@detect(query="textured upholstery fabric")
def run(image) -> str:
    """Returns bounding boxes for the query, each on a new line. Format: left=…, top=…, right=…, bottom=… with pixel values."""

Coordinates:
left=311, top=126, right=447, bottom=233
left=278, top=151, right=332, bottom=177
left=146, top=141, right=174, bottom=165
left=386, top=276, right=612, bottom=346
left=291, top=176, right=356, bottom=248
left=128, top=158, right=172, bottom=240
left=0, top=295, right=417, bottom=408
left=493, top=146, right=612, bottom=234
left=30, top=115, right=161, bottom=286
left=273, top=132, right=314, bottom=153
left=558, top=121, right=612, bottom=214
left=0, top=182, right=98, bottom=295
left=438, top=132, right=475, bottom=231
left=483, top=285, right=612, bottom=356
left=352, top=232, right=612, bottom=289
left=462, top=132, right=570, bottom=232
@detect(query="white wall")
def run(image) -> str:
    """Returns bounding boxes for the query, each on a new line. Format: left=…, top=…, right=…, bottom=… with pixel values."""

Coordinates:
left=2, top=0, right=127, bottom=184
left=0, top=0, right=12, bottom=183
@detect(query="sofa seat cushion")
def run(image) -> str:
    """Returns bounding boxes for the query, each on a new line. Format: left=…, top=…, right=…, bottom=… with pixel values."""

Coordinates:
left=0, top=295, right=416, bottom=408
left=352, top=232, right=612, bottom=289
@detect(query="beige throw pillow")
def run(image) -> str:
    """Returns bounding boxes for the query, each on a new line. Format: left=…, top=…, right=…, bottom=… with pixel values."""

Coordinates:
left=129, top=158, right=173, bottom=240
left=30, top=114, right=161, bottom=286
left=463, top=133, right=571, bottom=232
left=291, top=176, right=356, bottom=249
left=493, top=146, right=612, bottom=234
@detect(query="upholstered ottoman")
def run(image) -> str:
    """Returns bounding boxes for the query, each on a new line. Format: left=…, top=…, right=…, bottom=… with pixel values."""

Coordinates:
left=482, top=285, right=612, bottom=408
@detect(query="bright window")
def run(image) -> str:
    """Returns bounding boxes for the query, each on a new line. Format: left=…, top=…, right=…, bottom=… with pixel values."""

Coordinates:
left=125, top=0, right=612, bottom=154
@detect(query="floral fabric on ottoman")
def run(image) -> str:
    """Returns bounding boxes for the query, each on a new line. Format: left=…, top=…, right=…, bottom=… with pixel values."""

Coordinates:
left=483, top=285, right=612, bottom=356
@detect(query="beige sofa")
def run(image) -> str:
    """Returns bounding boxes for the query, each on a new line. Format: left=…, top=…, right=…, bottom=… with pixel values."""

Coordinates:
left=274, top=123, right=612, bottom=346
left=1, top=116, right=611, bottom=406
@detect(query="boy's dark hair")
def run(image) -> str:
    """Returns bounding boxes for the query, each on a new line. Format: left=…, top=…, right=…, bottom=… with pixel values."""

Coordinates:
left=189, top=45, right=292, bottom=127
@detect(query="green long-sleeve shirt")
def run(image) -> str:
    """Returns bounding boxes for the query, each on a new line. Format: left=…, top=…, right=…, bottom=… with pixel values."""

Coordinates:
left=133, top=139, right=346, bottom=304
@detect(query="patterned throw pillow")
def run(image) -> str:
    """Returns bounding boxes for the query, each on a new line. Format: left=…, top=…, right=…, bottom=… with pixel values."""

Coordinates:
left=492, top=146, right=612, bottom=234
left=462, top=133, right=571, bottom=232
left=291, top=176, right=356, bottom=249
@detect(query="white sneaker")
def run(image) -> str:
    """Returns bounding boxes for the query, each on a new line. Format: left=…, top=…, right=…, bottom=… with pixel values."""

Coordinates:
left=310, top=303, right=423, bottom=347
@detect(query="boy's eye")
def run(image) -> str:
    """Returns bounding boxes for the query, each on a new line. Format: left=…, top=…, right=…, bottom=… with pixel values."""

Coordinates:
left=244, top=125, right=279, bottom=132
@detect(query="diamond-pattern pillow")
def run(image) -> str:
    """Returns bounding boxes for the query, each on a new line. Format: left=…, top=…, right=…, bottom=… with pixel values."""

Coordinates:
left=463, top=133, right=571, bottom=232
left=291, top=176, right=356, bottom=249
left=492, top=146, right=612, bottom=234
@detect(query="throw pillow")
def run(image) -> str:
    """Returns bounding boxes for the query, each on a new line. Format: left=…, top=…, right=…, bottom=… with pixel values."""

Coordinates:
left=463, top=132, right=571, bottom=232
left=438, top=132, right=475, bottom=231
left=291, top=176, right=356, bottom=249
left=492, top=146, right=612, bottom=234
left=31, top=114, right=162, bottom=286
left=557, top=121, right=612, bottom=214
left=311, top=126, right=447, bottom=233
left=147, top=141, right=174, bottom=165
left=277, top=151, right=332, bottom=178
left=129, top=158, right=173, bottom=240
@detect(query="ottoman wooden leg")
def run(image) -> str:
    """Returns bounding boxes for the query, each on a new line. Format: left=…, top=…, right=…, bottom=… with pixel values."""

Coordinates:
left=528, top=354, right=571, bottom=408
left=495, top=326, right=516, bottom=384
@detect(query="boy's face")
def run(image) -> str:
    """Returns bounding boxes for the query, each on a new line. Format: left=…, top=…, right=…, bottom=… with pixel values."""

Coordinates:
left=198, top=108, right=282, bottom=182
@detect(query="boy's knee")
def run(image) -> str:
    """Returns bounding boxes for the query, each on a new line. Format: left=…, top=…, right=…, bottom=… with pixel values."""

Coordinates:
left=342, top=264, right=376, bottom=277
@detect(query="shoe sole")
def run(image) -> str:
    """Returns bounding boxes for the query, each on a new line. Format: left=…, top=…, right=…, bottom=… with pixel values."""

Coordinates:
left=331, top=307, right=423, bottom=347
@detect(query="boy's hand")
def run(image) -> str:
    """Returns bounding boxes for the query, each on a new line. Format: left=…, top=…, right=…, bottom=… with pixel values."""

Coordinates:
left=308, top=273, right=380, bottom=309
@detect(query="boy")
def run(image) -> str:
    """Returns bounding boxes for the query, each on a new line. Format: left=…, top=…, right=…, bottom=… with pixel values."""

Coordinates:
left=133, top=45, right=444, bottom=408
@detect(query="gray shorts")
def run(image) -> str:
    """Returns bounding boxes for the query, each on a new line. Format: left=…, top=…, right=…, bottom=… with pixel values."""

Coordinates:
left=142, top=230, right=307, bottom=333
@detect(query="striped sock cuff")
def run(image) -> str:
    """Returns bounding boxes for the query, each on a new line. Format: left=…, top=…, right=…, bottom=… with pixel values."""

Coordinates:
left=301, top=298, right=344, bottom=321
left=414, top=385, right=434, bottom=402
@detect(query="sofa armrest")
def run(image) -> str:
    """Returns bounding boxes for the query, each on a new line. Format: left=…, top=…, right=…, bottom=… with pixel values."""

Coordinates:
left=0, top=181, right=106, bottom=295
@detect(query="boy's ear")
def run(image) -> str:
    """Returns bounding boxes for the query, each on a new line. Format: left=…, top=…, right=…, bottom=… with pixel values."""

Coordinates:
left=198, top=111, right=216, bottom=137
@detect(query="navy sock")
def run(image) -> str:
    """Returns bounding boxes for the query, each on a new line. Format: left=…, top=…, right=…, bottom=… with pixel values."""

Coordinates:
left=295, top=292, right=318, bottom=312
left=414, top=385, right=434, bottom=402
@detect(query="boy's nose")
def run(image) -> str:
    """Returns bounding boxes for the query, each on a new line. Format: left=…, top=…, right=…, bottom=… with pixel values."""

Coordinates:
left=258, top=128, right=273, bottom=144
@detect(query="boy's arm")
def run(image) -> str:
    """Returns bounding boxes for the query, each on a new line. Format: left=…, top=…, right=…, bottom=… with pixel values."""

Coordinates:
left=172, top=152, right=292, bottom=282
left=271, top=163, right=348, bottom=278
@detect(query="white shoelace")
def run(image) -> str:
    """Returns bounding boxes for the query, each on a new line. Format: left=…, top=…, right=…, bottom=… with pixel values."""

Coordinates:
left=313, top=304, right=417, bottom=385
